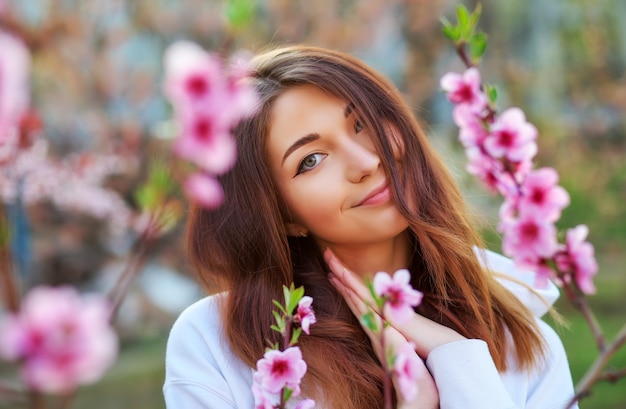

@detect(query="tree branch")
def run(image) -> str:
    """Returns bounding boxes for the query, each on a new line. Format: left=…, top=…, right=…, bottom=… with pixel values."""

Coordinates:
left=567, top=322, right=626, bottom=408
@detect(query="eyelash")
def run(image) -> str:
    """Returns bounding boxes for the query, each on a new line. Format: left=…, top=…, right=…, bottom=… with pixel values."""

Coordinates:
left=293, top=115, right=364, bottom=176
left=295, top=152, right=326, bottom=176
left=355, top=118, right=364, bottom=133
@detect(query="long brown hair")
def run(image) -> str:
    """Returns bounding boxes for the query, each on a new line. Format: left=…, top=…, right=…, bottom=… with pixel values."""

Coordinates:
left=186, top=45, right=545, bottom=408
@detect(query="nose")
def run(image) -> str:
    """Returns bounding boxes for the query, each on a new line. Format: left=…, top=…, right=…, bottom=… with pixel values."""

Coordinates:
left=344, top=139, right=381, bottom=183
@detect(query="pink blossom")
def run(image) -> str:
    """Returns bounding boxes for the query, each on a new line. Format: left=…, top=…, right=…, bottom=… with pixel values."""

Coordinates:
left=373, top=269, right=423, bottom=324
left=484, top=108, right=537, bottom=163
left=163, top=41, right=226, bottom=109
left=452, top=104, right=488, bottom=149
left=163, top=41, right=258, bottom=208
left=252, top=372, right=277, bottom=409
left=0, top=286, right=118, bottom=394
left=163, top=41, right=257, bottom=153
left=518, top=168, right=570, bottom=222
left=556, top=225, right=598, bottom=294
left=501, top=213, right=559, bottom=264
left=1, top=138, right=135, bottom=234
left=294, top=399, right=316, bottom=409
left=228, top=49, right=255, bottom=83
left=1, top=141, right=134, bottom=235
left=465, top=147, right=520, bottom=197
left=255, top=346, right=307, bottom=395
left=394, top=342, right=422, bottom=402
left=440, top=68, right=488, bottom=113
left=175, top=110, right=238, bottom=174
left=294, top=296, right=316, bottom=335
left=510, top=157, right=534, bottom=184
left=0, top=32, right=30, bottom=144
left=512, top=256, right=556, bottom=290
left=184, top=172, right=224, bottom=208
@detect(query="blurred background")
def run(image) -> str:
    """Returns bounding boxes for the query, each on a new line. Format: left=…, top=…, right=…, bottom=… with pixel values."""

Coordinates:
left=0, top=0, right=625, bottom=408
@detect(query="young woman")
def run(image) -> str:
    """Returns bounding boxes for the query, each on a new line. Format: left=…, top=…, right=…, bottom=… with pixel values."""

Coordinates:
left=163, top=45, right=578, bottom=409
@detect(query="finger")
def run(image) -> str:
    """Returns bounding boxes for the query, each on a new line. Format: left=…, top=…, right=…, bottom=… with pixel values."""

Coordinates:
left=386, top=310, right=467, bottom=359
left=324, top=248, right=377, bottom=308
left=329, top=274, right=382, bottom=341
left=329, top=273, right=371, bottom=320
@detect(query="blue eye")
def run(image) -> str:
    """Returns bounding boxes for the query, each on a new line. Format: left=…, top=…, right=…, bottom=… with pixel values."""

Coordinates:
left=296, top=153, right=326, bottom=175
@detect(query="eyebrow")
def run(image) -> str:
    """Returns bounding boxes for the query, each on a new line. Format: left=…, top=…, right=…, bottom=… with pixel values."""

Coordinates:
left=281, top=133, right=320, bottom=165
left=280, top=102, right=355, bottom=165
left=344, top=102, right=355, bottom=118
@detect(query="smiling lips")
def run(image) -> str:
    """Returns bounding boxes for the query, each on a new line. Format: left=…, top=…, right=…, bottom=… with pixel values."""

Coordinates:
left=356, top=184, right=391, bottom=207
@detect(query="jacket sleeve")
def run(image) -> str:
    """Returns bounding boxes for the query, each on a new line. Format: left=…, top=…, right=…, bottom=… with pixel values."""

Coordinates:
left=163, top=299, right=240, bottom=409
left=425, top=320, right=578, bottom=409
left=477, top=248, right=560, bottom=317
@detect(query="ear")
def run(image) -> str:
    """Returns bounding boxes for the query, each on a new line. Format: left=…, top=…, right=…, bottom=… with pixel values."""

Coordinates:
left=285, top=222, right=308, bottom=238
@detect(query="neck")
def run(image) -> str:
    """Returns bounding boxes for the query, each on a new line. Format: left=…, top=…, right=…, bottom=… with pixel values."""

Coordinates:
left=321, top=230, right=412, bottom=278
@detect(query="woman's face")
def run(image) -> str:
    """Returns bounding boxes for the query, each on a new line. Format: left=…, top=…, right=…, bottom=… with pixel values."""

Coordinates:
left=266, top=85, right=409, bottom=249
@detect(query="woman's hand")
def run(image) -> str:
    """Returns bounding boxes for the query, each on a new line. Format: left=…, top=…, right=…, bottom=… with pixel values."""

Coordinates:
left=324, top=249, right=440, bottom=409
left=324, top=248, right=467, bottom=358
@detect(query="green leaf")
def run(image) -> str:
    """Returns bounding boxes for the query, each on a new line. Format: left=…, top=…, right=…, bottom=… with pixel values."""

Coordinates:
left=282, top=284, right=292, bottom=311
left=288, top=286, right=305, bottom=314
left=283, top=387, right=294, bottom=403
left=224, top=0, right=257, bottom=31
left=442, top=22, right=461, bottom=42
left=361, top=310, right=379, bottom=333
left=470, top=32, right=488, bottom=62
left=270, top=324, right=281, bottom=334
left=468, top=3, right=483, bottom=32
left=367, top=280, right=385, bottom=310
left=456, top=5, right=470, bottom=28
left=485, top=84, right=498, bottom=105
left=272, top=299, right=287, bottom=315
left=133, top=161, right=177, bottom=213
left=290, top=327, right=302, bottom=346
left=134, top=185, right=158, bottom=212
left=272, top=310, right=285, bottom=333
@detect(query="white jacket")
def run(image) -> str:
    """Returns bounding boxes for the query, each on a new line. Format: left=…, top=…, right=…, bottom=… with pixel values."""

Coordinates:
left=163, top=250, right=578, bottom=408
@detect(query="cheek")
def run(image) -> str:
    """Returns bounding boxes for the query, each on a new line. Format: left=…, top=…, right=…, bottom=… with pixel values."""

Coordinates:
left=282, top=181, right=344, bottom=227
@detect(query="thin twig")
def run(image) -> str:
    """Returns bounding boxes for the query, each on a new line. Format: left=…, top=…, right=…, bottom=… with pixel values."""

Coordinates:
left=28, top=390, right=46, bottom=409
left=567, top=323, right=626, bottom=408
left=455, top=43, right=474, bottom=68
left=0, top=380, right=27, bottom=406
left=0, top=203, right=20, bottom=313
left=596, top=367, right=626, bottom=384
left=57, top=390, right=76, bottom=409
left=106, top=234, right=151, bottom=322
left=561, top=281, right=606, bottom=351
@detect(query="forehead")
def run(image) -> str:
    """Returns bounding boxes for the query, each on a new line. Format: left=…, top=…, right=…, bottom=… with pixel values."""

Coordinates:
left=266, top=85, right=346, bottom=156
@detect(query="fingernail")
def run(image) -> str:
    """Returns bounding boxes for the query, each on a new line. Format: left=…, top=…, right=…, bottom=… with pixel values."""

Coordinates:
left=323, top=248, right=333, bottom=263
left=328, top=257, right=342, bottom=274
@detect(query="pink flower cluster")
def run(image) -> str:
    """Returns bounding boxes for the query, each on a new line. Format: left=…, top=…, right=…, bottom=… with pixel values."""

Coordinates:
left=253, top=293, right=316, bottom=408
left=253, top=347, right=313, bottom=409
left=441, top=68, right=598, bottom=293
left=373, top=269, right=423, bottom=323
left=372, top=270, right=423, bottom=403
left=393, top=341, right=423, bottom=402
left=0, top=286, right=118, bottom=394
left=293, top=295, right=316, bottom=335
left=163, top=41, right=258, bottom=208
left=0, top=139, right=135, bottom=235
